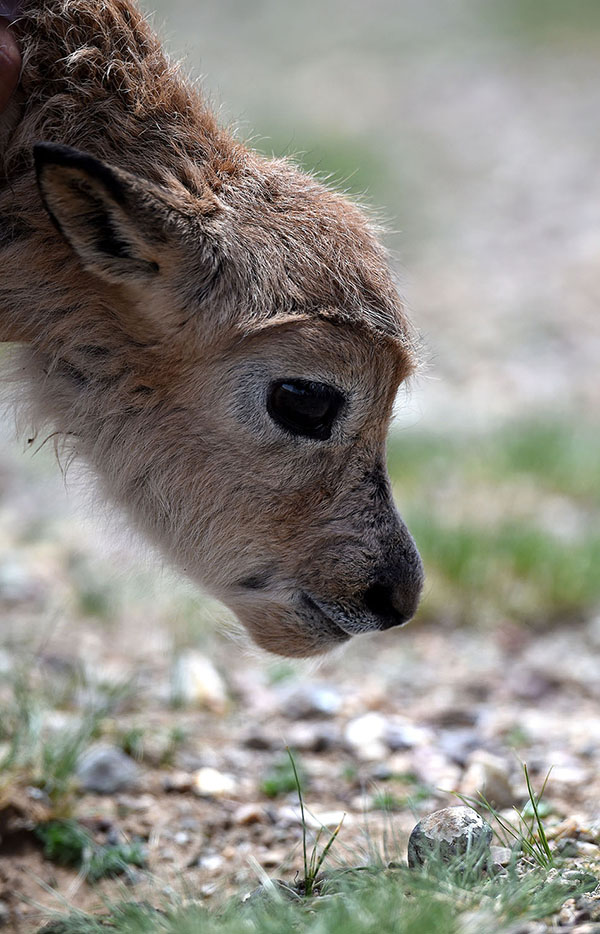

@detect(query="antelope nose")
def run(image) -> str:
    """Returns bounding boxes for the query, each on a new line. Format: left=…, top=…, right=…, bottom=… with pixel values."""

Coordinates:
left=362, top=548, right=424, bottom=630
left=363, top=582, right=412, bottom=629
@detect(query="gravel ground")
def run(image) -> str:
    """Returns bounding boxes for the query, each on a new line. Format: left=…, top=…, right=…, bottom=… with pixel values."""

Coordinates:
left=1, top=458, right=600, bottom=929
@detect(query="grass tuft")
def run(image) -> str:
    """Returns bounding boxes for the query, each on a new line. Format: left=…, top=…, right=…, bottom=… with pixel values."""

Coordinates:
left=455, top=763, right=555, bottom=869
left=0, top=665, right=130, bottom=813
left=286, top=747, right=344, bottom=898
left=36, top=819, right=146, bottom=882
left=35, top=854, right=582, bottom=934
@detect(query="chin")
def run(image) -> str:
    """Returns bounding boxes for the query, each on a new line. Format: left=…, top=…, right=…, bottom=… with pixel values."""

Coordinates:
left=232, top=600, right=351, bottom=659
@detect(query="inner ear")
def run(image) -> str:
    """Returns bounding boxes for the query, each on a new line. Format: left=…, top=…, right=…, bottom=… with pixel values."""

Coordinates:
left=34, top=143, right=169, bottom=284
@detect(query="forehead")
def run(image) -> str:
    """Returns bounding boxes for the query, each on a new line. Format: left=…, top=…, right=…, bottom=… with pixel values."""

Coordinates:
left=227, top=157, right=417, bottom=353
left=223, top=316, right=414, bottom=400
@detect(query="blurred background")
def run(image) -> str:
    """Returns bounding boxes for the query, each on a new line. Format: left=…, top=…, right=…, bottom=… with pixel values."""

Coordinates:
left=1, top=0, right=599, bottom=921
left=151, top=0, right=600, bottom=627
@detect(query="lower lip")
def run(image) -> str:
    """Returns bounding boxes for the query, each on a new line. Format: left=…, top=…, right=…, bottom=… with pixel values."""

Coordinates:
left=300, top=593, right=351, bottom=643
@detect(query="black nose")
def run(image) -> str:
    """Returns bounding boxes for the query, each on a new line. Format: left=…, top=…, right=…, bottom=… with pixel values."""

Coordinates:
left=363, top=581, right=414, bottom=629
left=362, top=540, right=424, bottom=630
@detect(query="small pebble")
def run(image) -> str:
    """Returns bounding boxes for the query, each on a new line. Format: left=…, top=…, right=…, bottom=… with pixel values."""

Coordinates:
left=344, top=712, right=388, bottom=760
left=384, top=719, right=433, bottom=751
left=437, top=728, right=480, bottom=766
left=163, top=771, right=194, bottom=793
left=233, top=803, right=265, bottom=826
left=372, top=762, right=394, bottom=781
left=26, top=785, right=50, bottom=803
left=550, top=763, right=591, bottom=788
left=490, top=845, right=514, bottom=867
left=0, top=558, right=40, bottom=603
left=242, top=729, right=276, bottom=750
left=280, top=684, right=342, bottom=720
left=77, top=744, right=140, bottom=795
left=199, top=854, right=224, bottom=873
left=575, top=893, right=600, bottom=923
left=171, top=651, right=227, bottom=712
left=556, top=838, right=600, bottom=859
left=428, top=706, right=478, bottom=728
left=258, top=848, right=287, bottom=869
left=285, top=722, right=339, bottom=752
left=407, top=806, right=493, bottom=869
left=461, top=751, right=515, bottom=809
left=200, top=882, right=219, bottom=898
left=411, top=744, right=461, bottom=790
left=559, top=899, right=577, bottom=926
left=278, top=806, right=351, bottom=831
left=193, top=767, right=236, bottom=798
left=242, top=879, right=298, bottom=905
left=116, top=793, right=155, bottom=812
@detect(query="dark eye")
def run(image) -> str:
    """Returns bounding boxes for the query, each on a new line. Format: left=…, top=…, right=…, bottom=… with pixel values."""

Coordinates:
left=267, top=379, right=344, bottom=440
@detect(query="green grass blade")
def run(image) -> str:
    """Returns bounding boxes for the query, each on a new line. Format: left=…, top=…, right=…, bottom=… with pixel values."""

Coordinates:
left=286, top=747, right=309, bottom=890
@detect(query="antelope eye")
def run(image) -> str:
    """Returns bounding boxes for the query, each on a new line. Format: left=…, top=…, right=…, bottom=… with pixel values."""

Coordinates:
left=267, top=379, right=344, bottom=440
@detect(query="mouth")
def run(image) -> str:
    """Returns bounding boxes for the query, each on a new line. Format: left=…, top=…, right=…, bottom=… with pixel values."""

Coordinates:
left=225, top=589, right=352, bottom=657
left=300, top=591, right=413, bottom=637
left=230, top=582, right=415, bottom=657
left=299, top=592, right=353, bottom=644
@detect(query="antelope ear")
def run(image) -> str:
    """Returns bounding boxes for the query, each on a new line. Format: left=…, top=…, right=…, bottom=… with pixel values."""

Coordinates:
left=34, top=142, right=174, bottom=285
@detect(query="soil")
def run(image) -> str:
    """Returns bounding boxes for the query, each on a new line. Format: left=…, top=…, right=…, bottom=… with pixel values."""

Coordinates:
left=2, top=583, right=600, bottom=930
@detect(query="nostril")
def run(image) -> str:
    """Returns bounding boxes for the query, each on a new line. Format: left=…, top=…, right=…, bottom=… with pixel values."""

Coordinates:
left=363, top=582, right=405, bottom=630
left=364, top=583, right=394, bottom=617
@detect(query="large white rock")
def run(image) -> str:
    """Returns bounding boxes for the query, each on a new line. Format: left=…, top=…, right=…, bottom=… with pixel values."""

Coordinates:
left=408, top=806, right=493, bottom=869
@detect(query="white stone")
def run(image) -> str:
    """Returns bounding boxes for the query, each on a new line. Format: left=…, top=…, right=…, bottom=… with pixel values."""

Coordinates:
left=171, top=651, right=227, bottom=712
left=385, top=719, right=434, bottom=750
left=344, top=712, right=388, bottom=760
left=278, top=805, right=352, bottom=830
left=461, top=751, right=515, bottom=809
left=193, top=767, right=236, bottom=798
left=199, top=854, right=224, bottom=873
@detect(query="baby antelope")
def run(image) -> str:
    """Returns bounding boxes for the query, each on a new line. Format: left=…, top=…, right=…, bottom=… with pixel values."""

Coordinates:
left=0, top=0, right=423, bottom=656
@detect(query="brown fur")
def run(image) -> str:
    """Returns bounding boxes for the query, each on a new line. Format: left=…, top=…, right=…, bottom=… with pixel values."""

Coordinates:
left=0, top=0, right=424, bottom=657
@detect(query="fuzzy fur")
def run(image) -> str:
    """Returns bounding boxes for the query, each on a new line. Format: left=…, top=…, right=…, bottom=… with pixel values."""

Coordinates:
left=0, top=0, right=423, bottom=657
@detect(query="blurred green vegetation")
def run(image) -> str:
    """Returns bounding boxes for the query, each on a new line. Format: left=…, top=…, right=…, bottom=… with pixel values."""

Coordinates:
left=482, top=0, right=600, bottom=46
left=34, top=851, right=580, bottom=934
left=254, top=130, right=392, bottom=202
left=388, top=418, right=600, bottom=627
left=261, top=751, right=307, bottom=798
left=35, top=820, right=146, bottom=882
